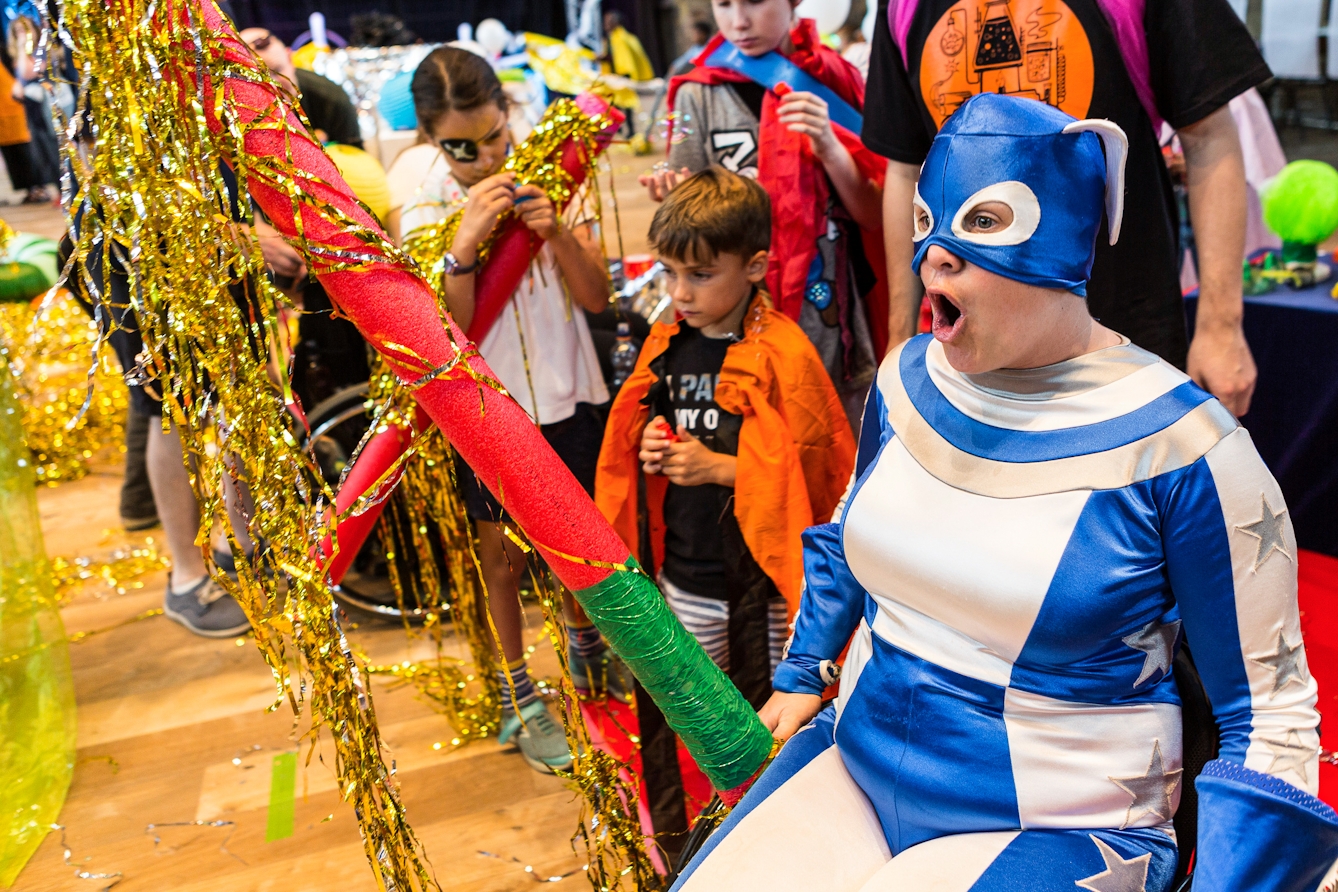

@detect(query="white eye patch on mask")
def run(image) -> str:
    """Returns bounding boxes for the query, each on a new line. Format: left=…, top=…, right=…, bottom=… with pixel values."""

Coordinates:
left=949, top=181, right=1042, bottom=246
left=912, top=186, right=934, bottom=242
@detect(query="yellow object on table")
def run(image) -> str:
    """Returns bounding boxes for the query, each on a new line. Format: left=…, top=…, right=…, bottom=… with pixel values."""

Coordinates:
left=326, top=143, right=391, bottom=221
left=525, top=32, right=639, bottom=108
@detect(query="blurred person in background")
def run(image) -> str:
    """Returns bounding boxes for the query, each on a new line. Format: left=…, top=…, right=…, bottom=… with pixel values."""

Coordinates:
left=6, top=14, right=58, bottom=202
left=240, top=27, right=363, bottom=149
left=0, top=34, right=36, bottom=203
left=601, top=10, right=655, bottom=81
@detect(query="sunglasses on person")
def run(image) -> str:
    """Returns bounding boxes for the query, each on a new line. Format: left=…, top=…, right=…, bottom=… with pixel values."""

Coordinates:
left=245, top=31, right=276, bottom=51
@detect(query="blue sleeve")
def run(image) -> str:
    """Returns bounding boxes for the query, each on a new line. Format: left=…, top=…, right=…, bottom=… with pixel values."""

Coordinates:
left=772, top=386, right=887, bottom=695
left=1193, top=761, right=1338, bottom=892
left=771, top=523, right=867, bottom=695
left=1159, top=429, right=1336, bottom=890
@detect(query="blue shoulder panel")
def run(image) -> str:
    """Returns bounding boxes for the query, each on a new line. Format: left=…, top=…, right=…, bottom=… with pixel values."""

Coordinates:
left=898, top=336, right=1214, bottom=463
left=773, top=523, right=867, bottom=696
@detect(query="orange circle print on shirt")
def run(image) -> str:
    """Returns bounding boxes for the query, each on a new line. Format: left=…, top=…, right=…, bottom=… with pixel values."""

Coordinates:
left=919, top=0, right=1095, bottom=129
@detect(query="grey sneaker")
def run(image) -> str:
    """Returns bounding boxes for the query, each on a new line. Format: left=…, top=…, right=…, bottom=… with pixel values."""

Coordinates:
left=212, top=539, right=272, bottom=580
left=163, top=576, right=251, bottom=638
left=569, top=647, right=634, bottom=704
left=497, top=700, right=574, bottom=774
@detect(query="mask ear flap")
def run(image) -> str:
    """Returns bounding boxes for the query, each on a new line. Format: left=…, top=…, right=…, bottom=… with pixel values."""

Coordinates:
left=1062, top=119, right=1128, bottom=245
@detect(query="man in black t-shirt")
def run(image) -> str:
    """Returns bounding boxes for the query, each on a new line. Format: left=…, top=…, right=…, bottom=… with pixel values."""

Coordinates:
left=240, top=28, right=363, bottom=149
left=867, top=0, right=1268, bottom=415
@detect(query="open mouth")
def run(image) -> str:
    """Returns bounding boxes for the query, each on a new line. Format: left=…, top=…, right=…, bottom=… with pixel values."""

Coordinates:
left=928, top=290, right=964, bottom=342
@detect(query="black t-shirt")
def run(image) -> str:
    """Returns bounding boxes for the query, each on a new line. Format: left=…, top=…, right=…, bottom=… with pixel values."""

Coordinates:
left=863, top=0, right=1269, bottom=369
left=295, top=68, right=364, bottom=149
left=657, top=327, right=744, bottom=598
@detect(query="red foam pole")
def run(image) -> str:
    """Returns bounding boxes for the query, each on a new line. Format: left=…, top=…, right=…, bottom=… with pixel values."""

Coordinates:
left=319, top=410, right=421, bottom=584
left=195, top=2, right=629, bottom=592
left=321, top=98, right=621, bottom=584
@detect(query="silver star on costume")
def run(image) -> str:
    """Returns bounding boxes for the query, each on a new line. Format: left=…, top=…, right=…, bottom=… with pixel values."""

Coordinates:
left=1075, top=835, right=1151, bottom=892
left=1235, top=494, right=1292, bottom=571
left=1122, top=619, right=1181, bottom=687
left=1249, top=629, right=1309, bottom=698
left=1262, top=729, right=1319, bottom=784
left=1109, top=740, right=1183, bottom=829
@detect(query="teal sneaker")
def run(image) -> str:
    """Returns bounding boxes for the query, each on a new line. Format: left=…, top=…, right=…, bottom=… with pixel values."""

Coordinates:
left=568, top=647, right=633, bottom=704
left=497, top=700, right=574, bottom=774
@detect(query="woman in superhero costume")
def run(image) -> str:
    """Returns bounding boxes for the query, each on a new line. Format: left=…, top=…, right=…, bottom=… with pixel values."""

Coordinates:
left=672, top=94, right=1337, bottom=892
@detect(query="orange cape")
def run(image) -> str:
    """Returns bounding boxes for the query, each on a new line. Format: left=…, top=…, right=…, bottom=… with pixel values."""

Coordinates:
left=595, top=295, right=856, bottom=618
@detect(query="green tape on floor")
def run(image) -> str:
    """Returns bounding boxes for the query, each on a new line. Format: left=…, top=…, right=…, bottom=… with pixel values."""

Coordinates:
left=265, top=751, right=297, bottom=842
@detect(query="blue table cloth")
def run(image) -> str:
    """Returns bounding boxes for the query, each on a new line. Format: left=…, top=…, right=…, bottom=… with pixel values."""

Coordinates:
left=1185, top=282, right=1338, bottom=557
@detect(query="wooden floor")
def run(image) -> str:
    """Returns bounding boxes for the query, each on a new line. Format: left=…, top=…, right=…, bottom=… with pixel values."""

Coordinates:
left=4, top=144, right=668, bottom=892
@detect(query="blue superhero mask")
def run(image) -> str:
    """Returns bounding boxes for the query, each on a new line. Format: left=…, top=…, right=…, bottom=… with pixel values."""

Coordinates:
left=911, top=93, right=1128, bottom=296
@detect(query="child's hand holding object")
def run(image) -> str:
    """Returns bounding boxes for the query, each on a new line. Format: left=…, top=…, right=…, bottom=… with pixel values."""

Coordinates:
left=513, top=184, right=560, bottom=240
left=776, top=84, right=840, bottom=162
left=639, top=415, right=675, bottom=475
left=641, top=416, right=736, bottom=487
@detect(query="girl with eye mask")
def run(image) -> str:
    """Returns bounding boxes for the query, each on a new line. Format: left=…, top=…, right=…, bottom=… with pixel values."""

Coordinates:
left=388, top=47, right=623, bottom=776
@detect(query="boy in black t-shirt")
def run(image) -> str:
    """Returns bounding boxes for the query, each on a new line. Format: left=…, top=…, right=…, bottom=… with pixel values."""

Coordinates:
left=595, top=169, right=855, bottom=848
left=867, top=0, right=1268, bottom=417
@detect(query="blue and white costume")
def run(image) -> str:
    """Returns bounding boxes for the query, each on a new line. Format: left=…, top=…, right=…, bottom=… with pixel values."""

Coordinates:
left=672, top=95, right=1338, bottom=892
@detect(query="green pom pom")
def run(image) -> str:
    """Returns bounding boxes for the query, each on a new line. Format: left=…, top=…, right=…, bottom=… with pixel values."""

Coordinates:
left=1262, top=160, right=1338, bottom=246
left=0, top=262, right=53, bottom=303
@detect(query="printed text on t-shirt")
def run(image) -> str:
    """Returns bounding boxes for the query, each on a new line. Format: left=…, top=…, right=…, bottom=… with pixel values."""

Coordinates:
left=668, top=373, right=723, bottom=434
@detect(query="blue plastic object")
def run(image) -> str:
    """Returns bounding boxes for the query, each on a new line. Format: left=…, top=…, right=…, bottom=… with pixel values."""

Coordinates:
left=703, top=40, right=863, bottom=136
left=378, top=70, right=418, bottom=131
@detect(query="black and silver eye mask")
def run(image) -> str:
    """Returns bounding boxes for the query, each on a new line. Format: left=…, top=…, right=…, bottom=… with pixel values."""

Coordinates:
left=439, top=138, right=480, bottom=162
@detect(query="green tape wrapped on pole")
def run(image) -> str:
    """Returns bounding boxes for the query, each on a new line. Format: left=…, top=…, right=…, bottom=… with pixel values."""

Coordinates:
left=0, top=356, right=76, bottom=887
left=573, top=560, right=774, bottom=793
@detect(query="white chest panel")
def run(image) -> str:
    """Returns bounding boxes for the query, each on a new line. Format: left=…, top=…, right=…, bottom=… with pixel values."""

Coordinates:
left=843, top=439, right=1091, bottom=684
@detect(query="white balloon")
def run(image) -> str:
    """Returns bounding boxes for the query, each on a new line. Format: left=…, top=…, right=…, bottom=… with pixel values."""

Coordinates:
left=448, top=39, right=491, bottom=61
left=309, top=12, right=328, bottom=49
left=476, top=18, right=511, bottom=57
left=795, top=0, right=851, bottom=35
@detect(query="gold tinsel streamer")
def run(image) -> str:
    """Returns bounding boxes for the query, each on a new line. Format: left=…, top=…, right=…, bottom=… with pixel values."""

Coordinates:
left=367, top=95, right=628, bottom=754
left=54, top=4, right=655, bottom=889
left=50, top=537, right=170, bottom=597
left=52, top=4, right=438, bottom=888
left=0, top=296, right=128, bottom=485
left=514, top=548, right=665, bottom=892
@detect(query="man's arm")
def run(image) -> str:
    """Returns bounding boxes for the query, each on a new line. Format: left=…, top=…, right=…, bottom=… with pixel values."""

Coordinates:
left=1179, top=104, right=1256, bottom=416
left=882, top=159, right=923, bottom=347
